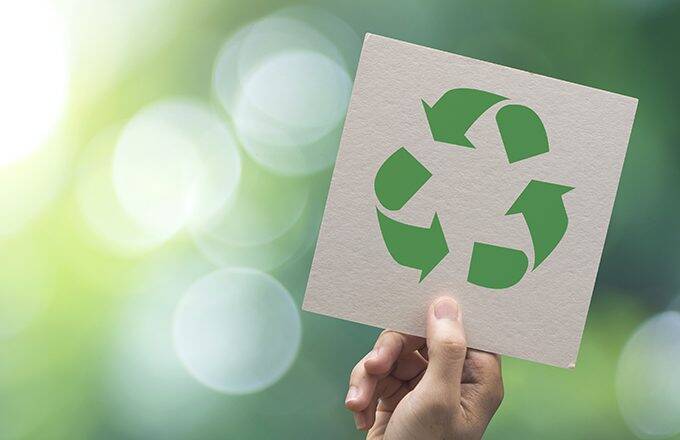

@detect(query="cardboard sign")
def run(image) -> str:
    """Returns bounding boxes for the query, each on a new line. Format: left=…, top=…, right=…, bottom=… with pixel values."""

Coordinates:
left=303, top=34, right=637, bottom=368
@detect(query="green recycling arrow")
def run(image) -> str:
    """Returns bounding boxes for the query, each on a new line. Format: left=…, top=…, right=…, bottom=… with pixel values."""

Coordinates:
left=467, top=242, right=528, bottom=289
left=506, top=180, right=573, bottom=269
left=375, top=147, right=432, bottom=210
left=376, top=209, right=449, bottom=282
left=422, top=88, right=506, bottom=148
left=496, top=104, right=549, bottom=163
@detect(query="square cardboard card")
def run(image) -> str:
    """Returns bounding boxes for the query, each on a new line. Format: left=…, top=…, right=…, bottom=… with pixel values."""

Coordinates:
left=303, top=34, right=637, bottom=368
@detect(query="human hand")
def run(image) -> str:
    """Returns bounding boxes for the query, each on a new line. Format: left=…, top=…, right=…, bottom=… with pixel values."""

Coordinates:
left=345, top=297, right=503, bottom=440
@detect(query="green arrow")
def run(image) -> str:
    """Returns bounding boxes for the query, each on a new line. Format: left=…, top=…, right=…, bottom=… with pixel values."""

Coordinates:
left=374, top=147, right=432, bottom=211
left=467, top=242, right=528, bottom=289
left=376, top=209, right=449, bottom=282
left=422, top=88, right=506, bottom=148
left=506, top=180, right=574, bottom=269
left=496, top=104, right=549, bottom=163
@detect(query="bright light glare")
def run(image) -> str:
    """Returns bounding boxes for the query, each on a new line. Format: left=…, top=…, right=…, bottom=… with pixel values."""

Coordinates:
left=0, top=0, right=69, bottom=167
left=616, top=311, right=680, bottom=438
left=173, top=268, right=301, bottom=394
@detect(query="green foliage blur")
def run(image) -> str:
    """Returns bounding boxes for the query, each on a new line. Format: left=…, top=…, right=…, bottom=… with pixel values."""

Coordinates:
left=1, top=0, right=679, bottom=439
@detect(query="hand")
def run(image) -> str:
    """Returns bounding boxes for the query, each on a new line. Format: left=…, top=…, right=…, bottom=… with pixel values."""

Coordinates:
left=345, top=297, right=503, bottom=440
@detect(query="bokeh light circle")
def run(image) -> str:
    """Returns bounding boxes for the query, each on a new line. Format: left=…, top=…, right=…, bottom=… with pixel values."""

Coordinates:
left=212, top=7, right=356, bottom=175
left=616, top=311, right=680, bottom=439
left=236, top=14, right=344, bottom=81
left=232, top=50, right=351, bottom=176
left=113, top=99, right=241, bottom=238
left=213, top=6, right=358, bottom=117
left=0, top=0, right=69, bottom=167
left=75, top=126, right=171, bottom=255
left=173, top=268, right=301, bottom=394
left=273, top=5, right=361, bottom=69
left=212, top=26, right=249, bottom=116
left=241, top=50, right=350, bottom=140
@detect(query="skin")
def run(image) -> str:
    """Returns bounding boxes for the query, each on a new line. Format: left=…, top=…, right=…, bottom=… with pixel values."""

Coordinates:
left=345, top=297, right=504, bottom=440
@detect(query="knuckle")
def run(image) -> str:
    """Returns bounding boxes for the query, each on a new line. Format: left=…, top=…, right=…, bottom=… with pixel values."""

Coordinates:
left=378, top=330, right=401, bottom=348
left=433, top=336, right=467, bottom=359
left=379, top=329, right=394, bottom=338
left=379, top=330, right=397, bottom=341
left=349, top=361, right=364, bottom=381
left=465, top=354, right=487, bottom=373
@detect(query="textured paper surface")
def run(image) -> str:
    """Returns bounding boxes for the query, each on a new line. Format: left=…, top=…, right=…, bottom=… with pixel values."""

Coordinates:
left=303, top=34, right=637, bottom=368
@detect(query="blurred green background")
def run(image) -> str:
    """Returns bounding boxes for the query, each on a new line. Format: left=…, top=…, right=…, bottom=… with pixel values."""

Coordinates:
left=1, top=0, right=679, bottom=439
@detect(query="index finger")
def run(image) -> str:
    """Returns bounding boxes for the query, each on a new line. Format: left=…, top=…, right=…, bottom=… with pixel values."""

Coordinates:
left=462, top=349, right=502, bottom=385
left=461, top=349, right=504, bottom=416
left=364, top=330, right=425, bottom=376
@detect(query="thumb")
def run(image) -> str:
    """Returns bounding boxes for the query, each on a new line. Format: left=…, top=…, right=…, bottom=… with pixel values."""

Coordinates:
left=418, top=297, right=467, bottom=403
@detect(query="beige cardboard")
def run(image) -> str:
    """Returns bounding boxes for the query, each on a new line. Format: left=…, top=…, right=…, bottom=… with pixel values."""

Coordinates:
left=303, top=34, right=637, bottom=368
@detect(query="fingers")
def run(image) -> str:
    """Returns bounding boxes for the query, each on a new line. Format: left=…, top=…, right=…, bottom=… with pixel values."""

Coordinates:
left=417, top=297, right=467, bottom=404
left=346, top=331, right=427, bottom=431
left=462, top=349, right=502, bottom=385
left=345, top=352, right=379, bottom=412
left=362, top=376, right=401, bottom=429
left=364, top=331, right=425, bottom=376
left=346, top=332, right=414, bottom=412
left=347, top=371, right=401, bottom=430
left=462, top=349, right=504, bottom=414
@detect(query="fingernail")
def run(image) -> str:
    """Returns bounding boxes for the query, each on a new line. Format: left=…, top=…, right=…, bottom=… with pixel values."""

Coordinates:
left=434, top=297, right=459, bottom=321
left=345, top=386, right=359, bottom=404
left=353, top=412, right=366, bottom=430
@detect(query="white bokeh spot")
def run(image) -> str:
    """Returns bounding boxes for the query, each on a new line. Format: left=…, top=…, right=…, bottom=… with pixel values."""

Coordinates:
left=616, top=311, right=680, bottom=439
left=212, top=7, right=357, bottom=175
left=76, top=126, right=172, bottom=255
left=173, top=268, right=301, bottom=394
left=113, top=99, right=241, bottom=239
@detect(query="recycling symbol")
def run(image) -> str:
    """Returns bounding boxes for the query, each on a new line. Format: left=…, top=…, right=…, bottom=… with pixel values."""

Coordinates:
left=374, top=88, right=573, bottom=288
